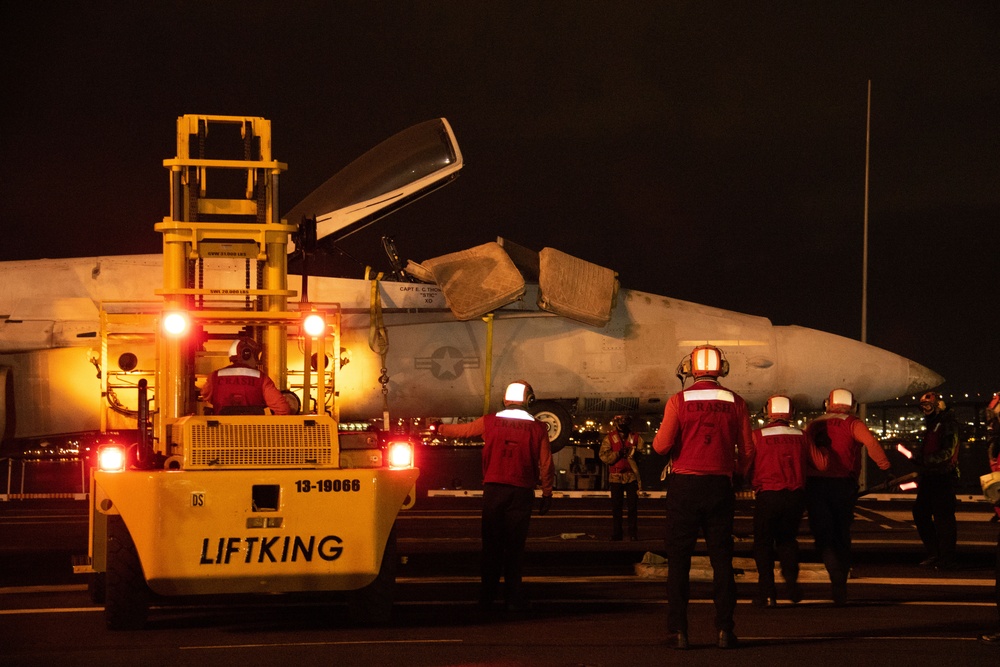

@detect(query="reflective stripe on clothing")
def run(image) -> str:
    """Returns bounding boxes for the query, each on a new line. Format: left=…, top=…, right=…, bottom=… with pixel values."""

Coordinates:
left=684, top=388, right=735, bottom=403
left=217, top=367, right=262, bottom=378
left=651, top=379, right=754, bottom=477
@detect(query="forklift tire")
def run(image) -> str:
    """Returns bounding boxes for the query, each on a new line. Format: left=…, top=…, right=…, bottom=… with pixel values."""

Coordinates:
left=346, top=526, right=397, bottom=625
left=105, top=515, right=150, bottom=630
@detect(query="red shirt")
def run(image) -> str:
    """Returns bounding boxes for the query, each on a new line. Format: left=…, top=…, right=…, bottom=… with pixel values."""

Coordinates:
left=201, top=364, right=291, bottom=415
left=602, top=430, right=642, bottom=475
left=750, top=421, right=828, bottom=492
left=805, top=412, right=890, bottom=480
left=438, top=409, right=555, bottom=495
left=652, top=379, right=754, bottom=477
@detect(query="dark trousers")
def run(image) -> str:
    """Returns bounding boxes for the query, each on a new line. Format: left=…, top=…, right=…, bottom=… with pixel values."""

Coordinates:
left=995, top=526, right=1000, bottom=624
left=610, top=480, right=639, bottom=539
left=481, top=483, right=534, bottom=606
left=753, top=488, right=806, bottom=597
left=805, top=476, right=858, bottom=588
left=912, top=472, right=958, bottom=561
left=994, top=526, right=1000, bottom=624
left=664, top=474, right=736, bottom=634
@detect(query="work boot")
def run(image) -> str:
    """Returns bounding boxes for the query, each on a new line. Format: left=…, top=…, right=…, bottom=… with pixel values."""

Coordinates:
left=668, top=631, right=689, bottom=650
left=979, top=631, right=1000, bottom=645
left=831, top=581, right=848, bottom=607
left=934, top=556, right=959, bottom=571
left=753, top=591, right=777, bottom=608
left=787, top=581, right=803, bottom=604
left=717, top=630, right=739, bottom=649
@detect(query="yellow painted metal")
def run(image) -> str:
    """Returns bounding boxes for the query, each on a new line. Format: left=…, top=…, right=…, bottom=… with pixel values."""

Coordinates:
left=94, top=466, right=417, bottom=595
left=86, top=115, right=417, bottom=603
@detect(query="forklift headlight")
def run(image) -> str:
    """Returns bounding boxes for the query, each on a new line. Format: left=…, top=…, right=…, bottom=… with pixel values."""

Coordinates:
left=163, top=311, right=190, bottom=336
left=387, top=441, right=414, bottom=469
left=97, top=445, right=127, bottom=472
left=303, top=313, right=326, bottom=338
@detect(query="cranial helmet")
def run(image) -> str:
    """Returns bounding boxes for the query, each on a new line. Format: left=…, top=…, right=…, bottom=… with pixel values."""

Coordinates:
left=685, top=344, right=729, bottom=378
left=503, top=380, right=535, bottom=409
left=229, top=337, right=261, bottom=364
left=919, top=391, right=943, bottom=415
left=765, top=395, right=793, bottom=421
left=826, top=388, right=855, bottom=413
left=613, top=414, right=633, bottom=430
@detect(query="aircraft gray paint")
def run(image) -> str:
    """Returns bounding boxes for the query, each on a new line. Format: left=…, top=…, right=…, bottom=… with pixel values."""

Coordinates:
left=0, top=116, right=942, bottom=449
left=0, top=253, right=942, bottom=447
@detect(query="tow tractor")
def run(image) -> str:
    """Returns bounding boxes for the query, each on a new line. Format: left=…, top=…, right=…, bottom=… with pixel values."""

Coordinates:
left=76, top=115, right=419, bottom=629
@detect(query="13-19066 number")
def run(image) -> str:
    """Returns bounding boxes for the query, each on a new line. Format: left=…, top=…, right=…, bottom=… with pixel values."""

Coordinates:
left=295, top=479, right=361, bottom=493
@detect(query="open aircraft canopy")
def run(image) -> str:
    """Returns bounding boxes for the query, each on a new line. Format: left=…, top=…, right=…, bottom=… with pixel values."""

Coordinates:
left=284, top=118, right=463, bottom=251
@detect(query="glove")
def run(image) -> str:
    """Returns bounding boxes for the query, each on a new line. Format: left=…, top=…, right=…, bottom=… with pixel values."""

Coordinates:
left=538, top=496, right=552, bottom=516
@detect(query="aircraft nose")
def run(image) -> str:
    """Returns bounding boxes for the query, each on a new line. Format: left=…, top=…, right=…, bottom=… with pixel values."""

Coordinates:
left=773, top=325, right=945, bottom=408
left=905, top=360, right=945, bottom=395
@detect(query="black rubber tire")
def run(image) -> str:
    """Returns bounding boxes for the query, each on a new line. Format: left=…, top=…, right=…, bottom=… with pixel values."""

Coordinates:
left=346, top=526, right=397, bottom=625
left=530, top=400, right=573, bottom=454
left=105, top=515, right=149, bottom=630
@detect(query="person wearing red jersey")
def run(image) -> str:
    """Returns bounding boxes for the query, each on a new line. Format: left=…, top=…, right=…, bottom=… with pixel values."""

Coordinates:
left=436, top=380, right=555, bottom=612
left=200, top=337, right=291, bottom=415
left=652, top=345, right=754, bottom=650
left=912, top=391, right=960, bottom=569
left=804, top=388, right=891, bottom=606
left=749, top=395, right=828, bottom=608
left=599, top=414, right=643, bottom=541
left=979, top=392, right=1000, bottom=646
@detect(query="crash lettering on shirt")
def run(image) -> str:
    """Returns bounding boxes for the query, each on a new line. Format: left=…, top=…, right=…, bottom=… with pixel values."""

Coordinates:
left=496, top=418, right=540, bottom=432
left=215, top=376, right=261, bottom=387
left=683, top=401, right=736, bottom=414
left=199, top=535, right=344, bottom=564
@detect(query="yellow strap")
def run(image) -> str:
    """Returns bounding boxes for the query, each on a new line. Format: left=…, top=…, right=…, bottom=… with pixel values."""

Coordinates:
left=368, top=273, right=390, bottom=429
left=368, top=273, right=388, bottom=356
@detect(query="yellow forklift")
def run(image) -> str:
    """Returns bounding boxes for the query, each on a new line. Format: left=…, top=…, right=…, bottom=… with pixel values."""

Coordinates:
left=78, top=115, right=419, bottom=629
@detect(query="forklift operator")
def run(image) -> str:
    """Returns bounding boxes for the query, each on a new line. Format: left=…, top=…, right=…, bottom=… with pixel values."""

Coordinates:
left=200, top=337, right=291, bottom=415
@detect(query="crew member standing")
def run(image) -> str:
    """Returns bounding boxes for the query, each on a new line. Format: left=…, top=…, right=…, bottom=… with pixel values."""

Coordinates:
left=979, top=392, right=1000, bottom=646
left=652, top=345, right=753, bottom=650
left=804, top=388, right=891, bottom=606
left=749, top=395, right=828, bottom=607
left=912, top=391, right=960, bottom=569
left=599, top=415, right=643, bottom=541
left=435, top=380, right=555, bottom=612
left=200, top=337, right=291, bottom=415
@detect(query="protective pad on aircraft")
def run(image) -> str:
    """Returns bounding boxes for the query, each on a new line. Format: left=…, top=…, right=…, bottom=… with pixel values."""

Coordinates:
left=422, top=242, right=526, bottom=320
left=537, top=247, right=618, bottom=327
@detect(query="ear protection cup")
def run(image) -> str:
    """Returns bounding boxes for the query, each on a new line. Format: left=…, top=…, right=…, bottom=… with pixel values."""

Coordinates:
left=504, top=380, right=535, bottom=408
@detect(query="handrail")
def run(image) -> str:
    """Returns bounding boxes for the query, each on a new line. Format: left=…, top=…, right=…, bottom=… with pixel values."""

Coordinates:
left=1, top=454, right=88, bottom=501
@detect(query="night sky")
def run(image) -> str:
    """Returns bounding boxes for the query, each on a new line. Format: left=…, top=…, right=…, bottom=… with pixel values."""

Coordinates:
left=2, top=2, right=997, bottom=397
